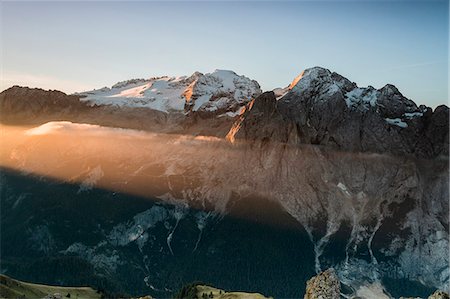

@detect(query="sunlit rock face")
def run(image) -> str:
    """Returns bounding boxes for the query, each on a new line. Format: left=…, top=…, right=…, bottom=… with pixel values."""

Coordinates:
left=224, top=67, right=449, bottom=296
left=0, top=70, right=261, bottom=137
left=0, top=66, right=448, bottom=298
left=229, top=67, right=449, bottom=158
left=182, top=70, right=261, bottom=116
left=427, top=291, right=450, bottom=299
left=1, top=120, right=448, bottom=298
left=304, top=269, right=340, bottom=299
left=77, top=69, right=261, bottom=116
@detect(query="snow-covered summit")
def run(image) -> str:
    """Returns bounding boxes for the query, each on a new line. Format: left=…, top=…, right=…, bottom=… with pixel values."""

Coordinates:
left=288, top=66, right=356, bottom=100
left=286, top=66, right=423, bottom=118
left=78, top=70, right=261, bottom=116
left=183, top=69, right=261, bottom=115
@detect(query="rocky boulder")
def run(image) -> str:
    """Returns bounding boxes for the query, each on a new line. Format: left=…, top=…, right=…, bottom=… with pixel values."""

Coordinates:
left=429, top=291, right=450, bottom=299
left=304, top=269, right=340, bottom=299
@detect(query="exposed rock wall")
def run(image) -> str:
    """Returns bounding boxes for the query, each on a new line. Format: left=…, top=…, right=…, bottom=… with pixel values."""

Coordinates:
left=304, top=269, right=340, bottom=299
left=228, top=67, right=449, bottom=158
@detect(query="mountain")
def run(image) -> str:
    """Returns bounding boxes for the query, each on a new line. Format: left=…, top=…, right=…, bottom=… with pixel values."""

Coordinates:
left=1, top=67, right=447, bottom=158
left=0, top=67, right=448, bottom=298
left=0, top=86, right=91, bottom=124
left=227, top=67, right=448, bottom=159
left=0, top=70, right=261, bottom=137
left=77, top=70, right=261, bottom=116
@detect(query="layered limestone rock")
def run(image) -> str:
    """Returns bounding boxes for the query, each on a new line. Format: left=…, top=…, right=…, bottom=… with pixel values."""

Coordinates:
left=5, top=121, right=448, bottom=294
left=428, top=291, right=450, bottom=299
left=1, top=66, right=448, bottom=296
left=228, top=67, right=449, bottom=158
left=0, top=70, right=261, bottom=137
left=0, top=86, right=236, bottom=137
left=304, top=269, right=340, bottom=299
left=182, top=70, right=261, bottom=116
left=401, top=290, right=450, bottom=299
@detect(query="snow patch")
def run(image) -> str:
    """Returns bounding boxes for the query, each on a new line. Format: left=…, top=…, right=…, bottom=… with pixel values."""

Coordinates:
left=78, top=166, right=104, bottom=192
left=166, top=206, right=186, bottom=255
left=193, top=211, right=212, bottom=252
left=385, top=118, right=408, bottom=128
left=404, top=112, right=423, bottom=119
left=337, top=182, right=351, bottom=196
left=355, top=282, right=391, bottom=299
left=273, top=87, right=289, bottom=99
left=289, top=67, right=344, bottom=100
left=345, top=88, right=379, bottom=110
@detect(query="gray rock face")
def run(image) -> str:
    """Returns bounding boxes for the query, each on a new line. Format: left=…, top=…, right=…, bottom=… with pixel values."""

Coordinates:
left=226, top=91, right=296, bottom=144
left=0, top=86, right=236, bottom=137
left=182, top=70, right=261, bottom=116
left=304, top=269, right=340, bottom=299
left=0, top=67, right=448, bottom=296
left=228, top=67, right=449, bottom=158
left=0, top=86, right=89, bottom=123
left=5, top=121, right=448, bottom=295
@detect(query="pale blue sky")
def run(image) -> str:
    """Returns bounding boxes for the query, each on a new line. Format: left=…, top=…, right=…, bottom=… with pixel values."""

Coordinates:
left=1, top=1, right=448, bottom=107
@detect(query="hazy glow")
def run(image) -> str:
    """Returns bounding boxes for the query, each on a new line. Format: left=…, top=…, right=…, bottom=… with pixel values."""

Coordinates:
left=25, top=121, right=151, bottom=137
left=1, top=1, right=448, bottom=107
left=2, top=121, right=447, bottom=231
left=1, top=122, right=233, bottom=211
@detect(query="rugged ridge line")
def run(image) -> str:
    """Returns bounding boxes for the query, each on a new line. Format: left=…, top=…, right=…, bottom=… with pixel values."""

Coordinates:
left=1, top=66, right=448, bottom=157
left=227, top=67, right=449, bottom=158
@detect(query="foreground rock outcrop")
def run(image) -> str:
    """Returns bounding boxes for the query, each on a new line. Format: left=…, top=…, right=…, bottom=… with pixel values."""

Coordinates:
left=304, top=269, right=450, bottom=299
left=304, top=269, right=340, bottom=299
left=428, top=291, right=450, bottom=299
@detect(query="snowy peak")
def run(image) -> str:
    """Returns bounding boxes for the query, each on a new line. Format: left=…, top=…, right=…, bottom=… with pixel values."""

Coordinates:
left=228, top=67, right=449, bottom=158
left=287, top=66, right=355, bottom=97
left=111, top=78, right=150, bottom=89
left=78, top=70, right=261, bottom=117
left=284, top=66, right=423, bottom=117
left=184, top=69, right=261, bottom=115
left=79, top=75, right=195, bottom=112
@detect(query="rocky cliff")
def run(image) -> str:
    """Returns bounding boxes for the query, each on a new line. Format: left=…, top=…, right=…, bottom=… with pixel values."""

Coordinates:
left=227, top=67, right=448, bottom=159
left=304, top=269, right=340, bottom=299
left=2, top=67, right=448, bottom=156
left=0, top=67, right=448, bottom=298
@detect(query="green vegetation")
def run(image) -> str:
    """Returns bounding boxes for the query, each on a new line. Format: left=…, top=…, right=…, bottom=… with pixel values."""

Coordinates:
left=174, top=283, right=272, bottom=299
left=174, top=282, right=202, bottom=299
left=0, top=274, right=101, bottom=299
left=1, top=168, right=316, bottom=298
